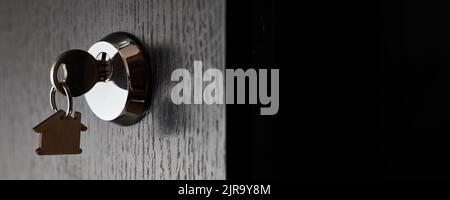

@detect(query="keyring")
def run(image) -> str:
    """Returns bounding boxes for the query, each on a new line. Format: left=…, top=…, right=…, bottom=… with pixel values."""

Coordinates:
left=49, top=83, right=73, bottom=118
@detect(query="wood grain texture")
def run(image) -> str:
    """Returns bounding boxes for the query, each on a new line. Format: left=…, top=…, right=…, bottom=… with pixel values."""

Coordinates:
left=0, top=0, right=225, bottom=179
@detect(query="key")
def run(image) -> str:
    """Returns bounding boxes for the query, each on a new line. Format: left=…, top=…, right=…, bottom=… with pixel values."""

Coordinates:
left=50, top=49, right=111, bottom=97
left=33, top=110, right=87, bottom=155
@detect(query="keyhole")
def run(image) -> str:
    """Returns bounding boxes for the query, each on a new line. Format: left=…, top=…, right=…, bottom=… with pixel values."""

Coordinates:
left=57, top=64, right=68, bottom=82
left=96, top=52, right=113, bottom=82
left=96, top=52, right=109, bottom=61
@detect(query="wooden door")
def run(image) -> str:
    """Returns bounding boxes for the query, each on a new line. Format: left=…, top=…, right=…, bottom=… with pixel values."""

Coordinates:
left=0, top=0, right=225, bottom=179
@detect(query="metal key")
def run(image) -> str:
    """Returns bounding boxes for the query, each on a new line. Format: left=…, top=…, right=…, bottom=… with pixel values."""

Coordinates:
left=50, top=49, right=112, bottom=97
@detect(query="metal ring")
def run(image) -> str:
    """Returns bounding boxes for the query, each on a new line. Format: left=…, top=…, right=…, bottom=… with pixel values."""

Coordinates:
left=50, top=57, right=64, bottom=94
left=49, top=83, right=73, bottom=117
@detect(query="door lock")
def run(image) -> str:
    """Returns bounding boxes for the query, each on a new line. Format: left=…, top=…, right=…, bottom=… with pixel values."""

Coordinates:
left=50, top=32, right=151, bottom=126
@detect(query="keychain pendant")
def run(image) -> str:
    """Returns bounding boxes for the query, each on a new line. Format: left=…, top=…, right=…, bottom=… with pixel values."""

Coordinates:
left=33, top=110, right=87, bottom=155
left=32, top=84, right=87, bottom=155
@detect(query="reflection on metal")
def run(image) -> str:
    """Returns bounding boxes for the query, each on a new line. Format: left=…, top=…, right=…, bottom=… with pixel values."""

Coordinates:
left=85, top=32, right=150, bottom=126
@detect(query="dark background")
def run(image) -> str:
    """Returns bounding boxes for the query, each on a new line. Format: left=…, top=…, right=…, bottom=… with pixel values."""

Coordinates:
left=228, top=0, right=450, bottom=179
left=377, top=1, right=450, bottom=179
left=226, top=0, right=278, bottom=179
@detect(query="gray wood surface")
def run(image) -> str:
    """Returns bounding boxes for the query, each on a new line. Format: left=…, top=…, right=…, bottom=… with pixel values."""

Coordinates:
left=0, top=0, right=225, bottom=179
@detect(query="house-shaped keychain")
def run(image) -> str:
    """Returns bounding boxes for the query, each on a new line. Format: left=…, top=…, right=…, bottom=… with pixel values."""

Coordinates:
left=33, top=110, right=87, bottom=155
